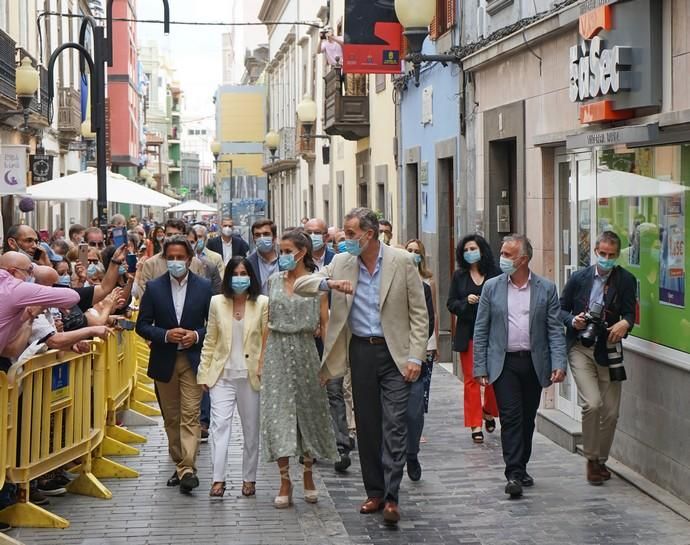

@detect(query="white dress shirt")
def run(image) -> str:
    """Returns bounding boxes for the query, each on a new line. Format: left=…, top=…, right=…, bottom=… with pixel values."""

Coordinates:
left=506, top=273, right=531, bottom=352
left=166, top=273, right=198, bottom=348
left=222, top=239, right=233, bottom=265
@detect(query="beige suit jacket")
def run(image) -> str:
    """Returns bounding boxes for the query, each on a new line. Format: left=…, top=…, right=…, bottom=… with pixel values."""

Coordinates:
left=202, top=248, right=225, bottom=277
left=294, top=243, right=428, bottom=379
left=196, top=294, right=269, bottom=391
left=137, top=253, right=206, bottom=295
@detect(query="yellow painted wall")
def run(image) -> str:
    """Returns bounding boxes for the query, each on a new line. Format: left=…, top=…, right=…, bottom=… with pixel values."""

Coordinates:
left=217, top=154, right=265, bottom=177
left=219, top=92, right=266, bottom=142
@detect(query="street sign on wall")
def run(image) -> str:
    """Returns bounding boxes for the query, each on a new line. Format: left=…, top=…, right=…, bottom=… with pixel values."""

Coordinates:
left=30, top=153, right=54, bottom=183
left=0, top=145, right=28, bottom=195
left=344, top=0, right=402, bottom=74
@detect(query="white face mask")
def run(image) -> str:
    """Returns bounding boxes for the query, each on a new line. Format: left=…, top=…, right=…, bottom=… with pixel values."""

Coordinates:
left=221, top=227, right=233, bottom=237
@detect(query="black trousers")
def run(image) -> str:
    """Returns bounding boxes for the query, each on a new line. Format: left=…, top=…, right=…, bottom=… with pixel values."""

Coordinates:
left=492, top=352, right=543, bottom=480
left=349, top=337, right=410, bottom=503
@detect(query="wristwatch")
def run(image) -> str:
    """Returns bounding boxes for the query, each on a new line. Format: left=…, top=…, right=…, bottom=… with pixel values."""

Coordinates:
left=111, top=259, right=124, bottom=266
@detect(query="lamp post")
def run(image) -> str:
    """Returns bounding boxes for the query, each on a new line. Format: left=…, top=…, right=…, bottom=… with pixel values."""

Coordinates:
left=211, top=140, right=233, bottom=214
left=0, top=57, right=40, bottom=129
left=296, top=95, right=330, bottom=142
left=394, top=0, right=461, bottom=86
left=264, top=131, right=280, bottom=162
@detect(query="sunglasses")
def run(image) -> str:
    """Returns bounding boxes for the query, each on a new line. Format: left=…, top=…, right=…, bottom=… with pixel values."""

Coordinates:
left=88, top=241, right=105, bottom=248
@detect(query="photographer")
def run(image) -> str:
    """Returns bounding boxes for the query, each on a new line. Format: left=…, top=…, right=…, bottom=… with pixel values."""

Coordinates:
left=559, top=231, right=635, bottom=486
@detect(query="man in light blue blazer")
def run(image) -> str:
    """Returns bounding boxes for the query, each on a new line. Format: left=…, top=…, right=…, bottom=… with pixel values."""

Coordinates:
left=473, top=234, right=567, bottom=499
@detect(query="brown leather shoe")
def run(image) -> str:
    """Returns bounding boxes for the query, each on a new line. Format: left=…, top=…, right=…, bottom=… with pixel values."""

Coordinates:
left=359, top=497, right=384, bottom=514
left=599, top=464, right=612, bottom=481
left=383, top=501, right=400, bottom=525
left=587, top=460, right=604, bottom=486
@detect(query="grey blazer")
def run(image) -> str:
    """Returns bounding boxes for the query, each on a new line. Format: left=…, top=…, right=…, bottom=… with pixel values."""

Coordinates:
left=472, top=272, right=567, bottom=388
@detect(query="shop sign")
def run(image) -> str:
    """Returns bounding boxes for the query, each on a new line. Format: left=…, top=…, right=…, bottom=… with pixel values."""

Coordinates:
left=0, top=145, right=27, bottom=195
left=566, top=123, right=658, bottom=149
left=343, top=0, right=402, bottom=74
left=568, top=0, right=661, bottom=124
left=30, top=153, right=54, bottom=184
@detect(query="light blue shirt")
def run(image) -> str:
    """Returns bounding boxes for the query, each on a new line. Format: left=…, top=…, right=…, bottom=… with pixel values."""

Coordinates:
left=589, top=267, right=610, bottom=309
left=258, top=251, right=279, bottom=295
left=349, top=244, right=384, bottom=337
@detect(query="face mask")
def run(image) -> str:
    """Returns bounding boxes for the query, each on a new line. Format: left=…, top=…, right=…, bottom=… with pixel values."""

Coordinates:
left=597, top=255, right=616, bottom=272
left=279, top=253, right=297, bottom=271
left=343, top=234, right=368, bottom=257
left=18, top=248, right=34, bottom=261
left=499, top=256, right=517, bottom=275
left=337, top=241, right=347, bottom=253
left=221, top=227, right=233, bottom=237
left=256, top=236, right=274, bottom=254
left=58, top=274, right=71, bottom=286
left=310, top=234, right=325, bottom=251
left=156, top=235, right=165, bottom=243
left=118, top=265, right=127, bottom=276
left=87, top=263, right=98, bottom=277
left=196, top=240, right=205, bottom=253
left=231, top=276, right=251, bottom=294
left=167, top=260, right=188, bottom=278
left=25, top=276, right=35, bottom=284
left=412, top=253, right=422, bottom=265
left=464, top=249, right=481, bottom=264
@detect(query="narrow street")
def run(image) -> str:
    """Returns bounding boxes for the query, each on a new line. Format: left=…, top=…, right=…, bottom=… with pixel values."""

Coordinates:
left=12, top=367, right=690, bottom=545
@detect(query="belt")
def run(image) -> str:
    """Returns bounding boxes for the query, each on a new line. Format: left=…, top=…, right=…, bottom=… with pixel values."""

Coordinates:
left=507, top=350, right=531, bottom=358
left=352, top=335, right=387, bottom=345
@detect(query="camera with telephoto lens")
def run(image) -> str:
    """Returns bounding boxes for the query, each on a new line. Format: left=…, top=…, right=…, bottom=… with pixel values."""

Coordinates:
left=579, top=301, right=627, bottom=382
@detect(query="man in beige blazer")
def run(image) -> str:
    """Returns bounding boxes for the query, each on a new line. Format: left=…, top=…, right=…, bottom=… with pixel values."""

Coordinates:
left=294, top=208, right=428, bottom=526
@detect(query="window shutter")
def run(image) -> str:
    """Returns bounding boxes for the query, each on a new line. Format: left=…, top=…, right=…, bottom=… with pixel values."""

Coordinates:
left=446, top=0, right=456, bottom=28
left=430, top=16, right=439, bottom=40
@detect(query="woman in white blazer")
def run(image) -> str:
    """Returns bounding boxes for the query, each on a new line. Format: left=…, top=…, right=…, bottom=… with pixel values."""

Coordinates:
left=197, top=256, right=269, bottom=498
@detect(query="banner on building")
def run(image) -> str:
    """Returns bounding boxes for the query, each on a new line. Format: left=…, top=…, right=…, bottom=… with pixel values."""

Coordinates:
left=343, top=0, right=402, bottom=74
left=30, top=153, right=54, bottom=184
left=0, top=145, right=28, bottom=195
left=659, top=194, right=685, bottom=308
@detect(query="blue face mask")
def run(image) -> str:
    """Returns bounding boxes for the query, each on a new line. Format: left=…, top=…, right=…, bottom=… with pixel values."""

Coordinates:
left=343, top=234, right=367, bottom=257
left=337, top=241, right=347, bottom=253
left=256, top=236, right=274, bottom=254
left=597, top=255, right=616, bottom=271
left=412, top=253, right=422, bottom=265
left=310, top=234, right=325, bottom=251
left=118, top=265, right=127, bottom=276
left=464, top=249, right=481, bottom=264
left=167, top=260, right=187, bottom=278
left=196, top=240, right=205, bottom=253
left=279, top=253, right=297, bottom=271
left=86, top=263, right=98, bottom=277
left=499, top=256, right=517, bottom=275
left=58, top=274, right=71, bottom=286
left=231, top=276, right=251, bottom=294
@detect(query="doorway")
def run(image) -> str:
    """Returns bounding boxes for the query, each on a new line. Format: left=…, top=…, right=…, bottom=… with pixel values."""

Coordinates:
left=437, top=156, right=455, bottom=360
left=405, top=162, right=419, bottom=241
left=487, top=138, right=518, bottom=255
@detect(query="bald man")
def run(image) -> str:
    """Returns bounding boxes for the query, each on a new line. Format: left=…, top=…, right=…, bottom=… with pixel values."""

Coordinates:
left=3, top=224, right=51, bottom=266
left=305, top=218, right=335, bottom=271
left=0, top=252, right=79, bottom=358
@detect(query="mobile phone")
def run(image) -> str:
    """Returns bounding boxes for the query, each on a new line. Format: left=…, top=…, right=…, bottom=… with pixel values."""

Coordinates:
left=111, top=227, right=127, bottom=248
left=33, top=247, right=44, bottom=261
left=78, top=243, right=89, bottom=267
left=117, top=318, right=136, bottom=331
left=126, top=253, right=138, bottom=274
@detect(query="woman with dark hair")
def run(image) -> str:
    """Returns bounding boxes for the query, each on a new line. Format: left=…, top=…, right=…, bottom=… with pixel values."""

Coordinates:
left=197, top=256, right=268, bottom=498
left=261, top=230, right=336, bottom=508
left=147, top=225, right=165, bottom=257
left=447, top=234, right=500, bottom=443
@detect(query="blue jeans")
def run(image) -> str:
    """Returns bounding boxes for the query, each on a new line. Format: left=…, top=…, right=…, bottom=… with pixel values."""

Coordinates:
left=406, top=360, right=433, bottom=460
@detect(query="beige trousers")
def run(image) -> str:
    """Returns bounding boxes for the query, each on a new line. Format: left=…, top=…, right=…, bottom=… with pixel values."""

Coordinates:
left=343, top=368, right=355, bottom=432
left=156, top=353, right=203, bottom=478
left=568, top=343, right=622, bottom=463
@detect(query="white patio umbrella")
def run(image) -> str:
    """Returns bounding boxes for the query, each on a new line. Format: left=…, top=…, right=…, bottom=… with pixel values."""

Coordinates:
left=26, top=168, right=180, bottom=207
left=166, top=199, right=217, bottom=213
left=596, top=168, right=690, bottom=199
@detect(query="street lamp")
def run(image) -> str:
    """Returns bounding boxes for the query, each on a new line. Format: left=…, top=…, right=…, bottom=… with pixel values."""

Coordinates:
left=264, top=131, right=280, bottom=162
left=0, top=57, right=40, bottom=129
left=210, top=141, right=233, bottom=212
left=296, top=95, right=330, bottom=143
left=394, top=0, right=461, bottom=86
left=210, top=140, right=221, bottom=161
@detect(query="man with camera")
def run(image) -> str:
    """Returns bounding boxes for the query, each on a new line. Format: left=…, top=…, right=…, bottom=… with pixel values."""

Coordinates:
left=559, top=231, right=636, bottom=485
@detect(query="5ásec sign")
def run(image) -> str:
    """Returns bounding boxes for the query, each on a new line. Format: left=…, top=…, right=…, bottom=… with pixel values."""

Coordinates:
left=343, top=0, right=402, bottom=74
left=568, top=0, right=662, bottom=124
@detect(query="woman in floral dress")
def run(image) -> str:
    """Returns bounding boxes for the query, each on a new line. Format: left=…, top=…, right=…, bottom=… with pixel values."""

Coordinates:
left=260, top=229, right=336, bottom=508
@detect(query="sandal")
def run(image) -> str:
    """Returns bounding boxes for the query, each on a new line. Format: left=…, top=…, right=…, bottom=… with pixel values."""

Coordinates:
left=471, top=431, right=484, bottom=444
left=274, top=465, right=293, bottom=508
left=484, top=417, right=496, bottom=434
left=242, top=481, right=256, bottom=497
left=209, top=481, right=226, bottom=498
left=303, top=457, right=318, bottom=504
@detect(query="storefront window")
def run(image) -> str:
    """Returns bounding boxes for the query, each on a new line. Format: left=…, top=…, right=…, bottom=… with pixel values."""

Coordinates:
left=596, top=144, right=690, bottom=353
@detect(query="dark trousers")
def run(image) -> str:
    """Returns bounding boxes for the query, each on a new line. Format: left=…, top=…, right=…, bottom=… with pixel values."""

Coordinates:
left=200, top=390, right=210, bottom=428
left=492, top=352, right=542, bottom=480
left=317, top=337, right=351, bottom=454
left=406, top=359, right=433, bottom=460
left=349, top=337, right=410, bottom=503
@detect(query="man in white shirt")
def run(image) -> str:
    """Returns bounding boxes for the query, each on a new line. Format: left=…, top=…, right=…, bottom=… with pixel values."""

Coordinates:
left=206, top=217, right=249, bottom=265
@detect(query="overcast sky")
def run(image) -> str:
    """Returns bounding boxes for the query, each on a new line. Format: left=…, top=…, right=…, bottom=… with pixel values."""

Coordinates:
left=136, top=0, right=263, bottom=119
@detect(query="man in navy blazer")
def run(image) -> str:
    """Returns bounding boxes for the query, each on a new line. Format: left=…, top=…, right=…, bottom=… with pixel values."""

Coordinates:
left=136, top=235, right=212, bottom=494
left=246, top=219, right=280, bottom=296
left=206, top=217, right=249, bottom=264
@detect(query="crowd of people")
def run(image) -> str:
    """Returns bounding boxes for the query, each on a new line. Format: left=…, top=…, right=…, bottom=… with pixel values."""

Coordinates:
left=0, top=206, right=635, bottom=528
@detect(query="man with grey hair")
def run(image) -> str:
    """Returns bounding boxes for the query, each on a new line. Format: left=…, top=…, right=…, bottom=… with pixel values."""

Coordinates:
left=192, top=224, right=224, bottom=277
left=110, top=214, right=126, bottom=229
left=136, top=235, right=212, bottom=494
left=294, top=207, right=428, bottom=525
left=474, top=234, right=567, bottom=499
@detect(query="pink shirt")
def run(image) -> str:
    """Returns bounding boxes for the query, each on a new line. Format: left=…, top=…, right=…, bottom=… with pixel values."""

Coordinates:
left=321, top=40, right=344, bottom=66
left=0, top=269, right=80, bottom=354
left=506, top=273, right=531, bottom=352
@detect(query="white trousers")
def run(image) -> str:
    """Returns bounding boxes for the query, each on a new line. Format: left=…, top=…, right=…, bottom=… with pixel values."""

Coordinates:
left=209, top=376, right=260, bottom=483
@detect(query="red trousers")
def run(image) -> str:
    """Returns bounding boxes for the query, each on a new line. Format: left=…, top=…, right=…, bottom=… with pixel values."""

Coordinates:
left=460, top=340, right=499, bottom=428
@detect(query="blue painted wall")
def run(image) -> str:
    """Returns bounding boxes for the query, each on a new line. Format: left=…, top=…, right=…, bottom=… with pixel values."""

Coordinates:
left=400, top=38, right=460, bottom=235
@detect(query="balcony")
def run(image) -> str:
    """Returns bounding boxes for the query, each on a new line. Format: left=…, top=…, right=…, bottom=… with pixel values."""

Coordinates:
left=262, top=126, right=299, bottom=174
left=324, top=67, right=369, bottom=141
left=57, top=87, right=81, bottom=139
left=296, top=121, right=316, bottom=159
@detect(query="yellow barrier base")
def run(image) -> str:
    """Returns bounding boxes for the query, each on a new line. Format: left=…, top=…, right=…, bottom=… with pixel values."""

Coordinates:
left=137, top=372, right=154, bottom=385
left=132, top=385, right=157, bottom=403
left=0, top=533, right=26, bottom=545
left=66, top=471, right=113, bottom=500
left=92, top=456, right=139, bottom=479
left=0, top=502, right=69, bottom=529
left=101, top=435, right=139, bottom=456
left=106, top=425, right=147, bottom=444
left=130, top=399, right=162, bottom=417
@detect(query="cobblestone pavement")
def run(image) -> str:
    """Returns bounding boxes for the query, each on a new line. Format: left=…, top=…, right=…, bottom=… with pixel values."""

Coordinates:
left=11, top=367, right=690, bottom=545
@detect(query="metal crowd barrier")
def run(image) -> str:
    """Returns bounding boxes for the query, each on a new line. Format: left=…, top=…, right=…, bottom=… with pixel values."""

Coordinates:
left=0, top=327, right=160, bottom=529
